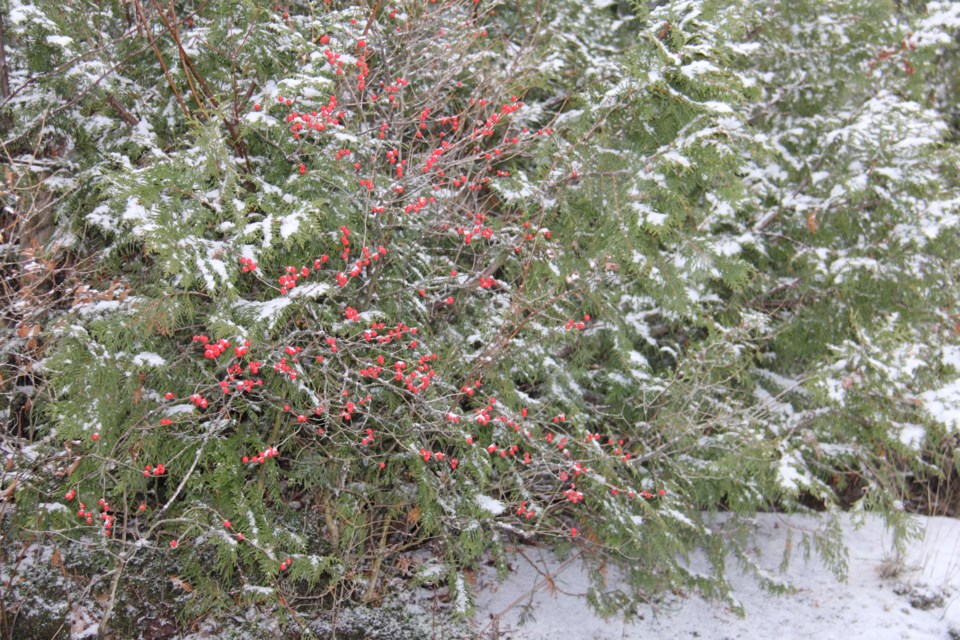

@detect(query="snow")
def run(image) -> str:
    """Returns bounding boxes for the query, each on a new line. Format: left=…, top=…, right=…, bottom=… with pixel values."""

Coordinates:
left=131, top=352, right=166, bottom=367
left=236, top=282, right=331, bottom=328
left=944, top=345, right=960, bottom=371
left=86, top=204, right=118, bottom=233
left=897, top=423, right=927, bottom=450
left=475, top=494, right=506, bottom=516
left=916, top=2, right=960, bottom=45
left=920, top=380, right=960, bottom=431
left=45, top=34, right=73, bottom=47
left=73, top=298, right=141, bottom=316
left=681, top=60, right=719, bottom=78
left=279, top=209, right=304, bottom=239
left=242, top=585, right=274, bottom=596
left=777, top=449, right=811, bottom=492
left=8, top=0, right=55, bottom=27
left=661, top=150, right=691, bottom=168
left=473, top=514, right=960, bottom=640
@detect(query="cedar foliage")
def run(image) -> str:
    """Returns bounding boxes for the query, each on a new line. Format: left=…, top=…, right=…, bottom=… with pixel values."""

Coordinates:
left=1, top=0, right=959, bottom=636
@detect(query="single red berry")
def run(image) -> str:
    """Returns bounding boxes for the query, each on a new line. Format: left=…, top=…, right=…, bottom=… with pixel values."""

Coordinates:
left=254, top=104, right=261, bottom=111
left=237, top=533, right=245, bottom=542
left=170, top=539, right=178, bottom=549
left=91, top=433, right=99, bottom=441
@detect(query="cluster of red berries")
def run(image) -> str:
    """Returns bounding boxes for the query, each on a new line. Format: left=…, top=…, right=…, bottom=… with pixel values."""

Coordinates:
left=471, top=95, right=524, bottom=139
left=418, top=449, right=458, bottom=468
left=143, top=463, right=166, bottom=477
left=76, top=502, right=95, bottom=525
left=188, top=393, right=209, bottom=409
left=358, top=354, right=387, bottom=379
left=280, top=94, right=343, bottom=139
left=242, top=447, right=279, bottom=464
left=515, top=501, right=536, bottom=519
left=460, top=380, right=483, bottom=397
left=193, top=335, right=233, bottom=360
left=218, top=359, right=263, bottom=394
left=278, top=265, right=310, bottom=293
left=396, top=354, right=439, bottom=394
left=564, top=315, right=591, bottom=330
left=491, top=443, right=529, bottom=462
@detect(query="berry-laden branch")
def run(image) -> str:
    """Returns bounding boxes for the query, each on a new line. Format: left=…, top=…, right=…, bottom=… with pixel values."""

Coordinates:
left=46, top=0, right=672, bottom=624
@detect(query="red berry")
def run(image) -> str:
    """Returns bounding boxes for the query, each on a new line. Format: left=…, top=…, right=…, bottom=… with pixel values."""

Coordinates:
left=91, top=433, right=99, bottom=441
left=170, top=540, right=178, bottom=548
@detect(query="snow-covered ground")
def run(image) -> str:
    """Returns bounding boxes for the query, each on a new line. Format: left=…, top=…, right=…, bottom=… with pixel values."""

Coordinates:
left=473, top=514, right=960, bottom=639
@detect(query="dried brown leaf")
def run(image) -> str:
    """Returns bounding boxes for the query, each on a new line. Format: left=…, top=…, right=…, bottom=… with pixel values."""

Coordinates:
left=406, top=506, right=421, bottom=527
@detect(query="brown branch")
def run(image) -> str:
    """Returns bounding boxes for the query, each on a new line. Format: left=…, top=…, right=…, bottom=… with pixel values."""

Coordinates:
left=133, top=0, right=190, bottom=118
left=145, top=0, right=252, bottom=170
left=105, top=93, right=140, bottom=126
left=362, top=0, right=382, bottom=36
left=0, top=42, right=154, bottom=149
left=0, top=12, right=10, bottom=100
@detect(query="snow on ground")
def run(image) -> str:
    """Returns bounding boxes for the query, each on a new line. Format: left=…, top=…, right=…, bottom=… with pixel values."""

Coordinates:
left=473, top=514, right=960, bottom=639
